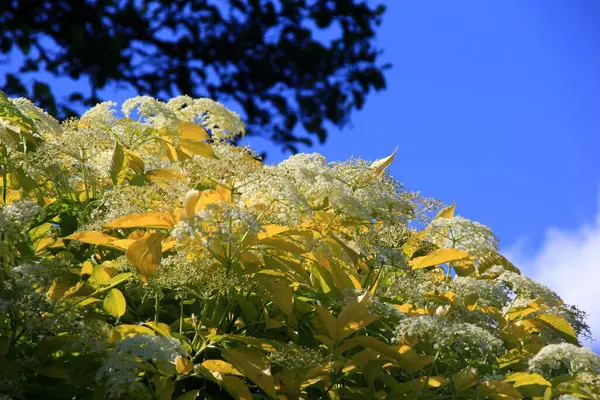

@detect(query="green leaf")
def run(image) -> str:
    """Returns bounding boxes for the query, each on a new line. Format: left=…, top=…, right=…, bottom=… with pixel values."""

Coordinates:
left=103, top=288, right=126, bottom=318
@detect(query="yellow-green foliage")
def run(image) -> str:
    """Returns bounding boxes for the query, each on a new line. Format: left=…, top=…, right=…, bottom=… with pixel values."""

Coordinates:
left=0, top=90, right=598, bottom=400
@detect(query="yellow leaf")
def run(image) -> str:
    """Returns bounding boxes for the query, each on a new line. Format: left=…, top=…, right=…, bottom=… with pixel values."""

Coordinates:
left=257, top=224, right=290, bottom=240
left=175, top=356, right=194, bottom=374
left=370, top=146, right=398, bottom=176
left=126, top=232, right=164, bottom=282
left=409, top=248, right=471, bottom=270
left=65, top=231, right=117, bottom=246
left=106, top=212, right=175, bottom=229
left=504, top=372, right=551, bottom=388
left=103, top=288, right=126, bottom=318
left=259, top=238, right=307, bottom=255
left=435, top=202, right=455, bottom=219
left=453, top=367, right=478, bottom=392
left=336, top=299, right=379, bottom=340
left=535, top=314, right=578, bottom=343
left=144, top=321, right=172, bottom=337
left=81, top=260, right=94, bottom=276
left=184, top=190, right=201, bottom=218
left=478, top=380, right=523, bottom=400
left=201, top=360, right=243, bottom=376
left=145, top=168, right=185, bottom=182
left=179, top=120, right=210, bottom=140
left=221, top=348, right=276, bottom=398
left=114, top=324, right=155, bottom=337
left=255, top=271, right=293, bottom=314
left=125, top=149, right=145, bottom=173
left=92, top=264, right=111, bottom=285
left=314, top=306, right=338, bottom=341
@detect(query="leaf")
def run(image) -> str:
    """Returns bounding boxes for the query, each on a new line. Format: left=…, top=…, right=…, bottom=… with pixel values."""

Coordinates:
left=109, top=141, right=127, bottom=186
left=535, top=314, right=578, bottom=343
left=145, top=168, right=185, bottom=182
left=179, top=120, right=210, bottom=140
left=175, top=356, right=194, bottom=375
left=144, top=321, right=172, bottom=337
left=126, top=232, right=164, bottom=282
left=202, top=360, right=243, bottom=376
left=257, top=224, right=290, bottom=240
left=106, top=212, right=175, bottom=229
left=435, top=202, right=455, bottom=219
left=221, top=348, right=276, bottom=398
left=92, top=264, right=111, bottom=285
left=65, top=231, right=117, bottom=246
left=336, top=299, right=379, bottom=340
left=478, top=380, right=523, bottom=400
left=125, top=149, right=145, bottom=173
left=81, top=260, right=94, bottom=276
left=504, top=372, right=551, bottom=388
left=255, top=271, right=293, bottom=314
left=453, top=367, right=479, bottom=392
left=314, top=305, right=338, bottom=340
left=184, top=190, right=201, bottom=218
left=103, top=288, right=126, bottom=318
left=222, top=376, right=253, bottom=400
left=176, top=391, right=199, bottom=400
left=370, top=146, right=398, bottom=176
left=409, top=248, right=471, bottom=270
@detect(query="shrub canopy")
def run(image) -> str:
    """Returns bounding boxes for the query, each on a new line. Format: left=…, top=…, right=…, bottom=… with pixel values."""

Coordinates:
left=0, top=91, right=598, bottom=399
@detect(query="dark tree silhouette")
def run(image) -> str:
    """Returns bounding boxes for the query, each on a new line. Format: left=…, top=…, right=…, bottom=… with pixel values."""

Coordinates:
left=0, top=0, right=389, bottom=152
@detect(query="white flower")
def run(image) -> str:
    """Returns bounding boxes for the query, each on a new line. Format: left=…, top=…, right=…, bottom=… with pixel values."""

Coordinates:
left=426, top=216, right=499, bottom=257
left=80, top=101, right=118, bottom=126
left=167, top=96, right=245, bottom=139
left=97, top=335, right=187, bottom=398
left=497, top=271, right=563, bottom=306
left=394, top=316, right=504, bottom=360
left=528, top=343, right=600, bottom=375
left=450, top=276, right=510, bottom=308
left=11, top=97, right=60, bottom=134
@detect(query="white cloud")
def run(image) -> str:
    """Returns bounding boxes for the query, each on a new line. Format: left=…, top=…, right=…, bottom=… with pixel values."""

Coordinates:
left=504, top=207, right=600, bottom=349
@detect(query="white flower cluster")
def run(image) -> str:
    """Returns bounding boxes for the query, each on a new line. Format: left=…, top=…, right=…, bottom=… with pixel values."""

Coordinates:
left=426, top=216, right=499, bottom=257
left=394, top=315, right=504, bottom=361
left=173, top=202, right=264, bottom=248
left=97, top=335, right=187, bottom=398
left=277, top=154, right=409, bottom=223
left=450, top=276, right=510, bottom=308
left=497, top=270, right=564, bottom=306
left=167, top=95, right=245, bottom=140
left=528, top=343, right=600, bottom=376
left=80, top=101, right=118, bottom=127
left=11, top=97, right=60, bottom=134
left=0, top=200, right=42, bottom=241
left=268, top=342, right=327, bottom=371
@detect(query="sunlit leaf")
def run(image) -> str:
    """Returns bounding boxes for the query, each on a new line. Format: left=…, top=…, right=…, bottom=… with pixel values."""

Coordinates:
left=409, top=248, right=471, bottom=270
left=126, top=232, right=164, bottom=281
left=103, top=288, right=126, bottom=318
left=106, top=212, right=175, bottom=229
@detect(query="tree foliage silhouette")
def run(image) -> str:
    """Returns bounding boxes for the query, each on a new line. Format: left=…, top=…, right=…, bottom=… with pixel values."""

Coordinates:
left=0, top=0, right=389, bottom=152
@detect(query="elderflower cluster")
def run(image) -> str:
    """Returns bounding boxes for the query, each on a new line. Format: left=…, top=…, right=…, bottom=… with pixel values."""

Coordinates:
left=426, top=216, right=499, bottom=257
left=173, top=202, right=264, bottom=247
left=450, top=276, right=510, bottom=308
left=97, top=335, right=187, bottom=398
left=497, top=270, right=564, bottom=306
left=0, top=200, right=42, bottom=241
left=528, top=343, right=600, bottom=376
left=268, top=342, right=328, bottom=371
left=167, top=95, right=246, bottom=139
left=394, top=315, right=504, bottom=361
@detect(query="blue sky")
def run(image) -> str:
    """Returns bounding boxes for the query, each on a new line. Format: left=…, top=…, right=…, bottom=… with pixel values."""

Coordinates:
left=2, top=1, right=599, bottom=347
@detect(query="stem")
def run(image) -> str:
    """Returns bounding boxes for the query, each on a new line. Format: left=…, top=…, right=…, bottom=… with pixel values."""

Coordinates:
left=179, top=301, right=184, bottom=335
left=419, top=348, right=441, bottom=398
left=154, top=292, right=160, bottom=324
left=73, top=275, right=133, bottom=305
